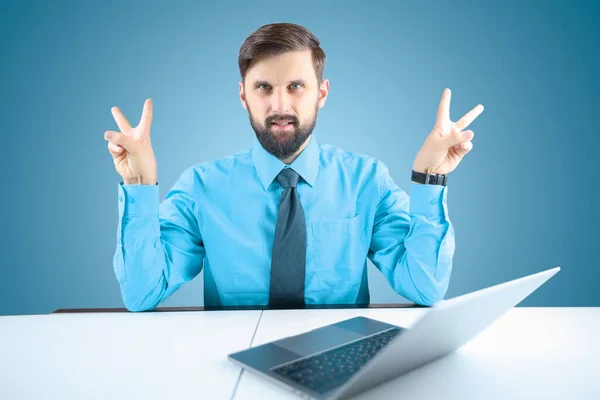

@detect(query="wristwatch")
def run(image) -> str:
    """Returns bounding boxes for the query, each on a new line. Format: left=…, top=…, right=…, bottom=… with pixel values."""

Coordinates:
left=411, top=169, right=448, bottom=186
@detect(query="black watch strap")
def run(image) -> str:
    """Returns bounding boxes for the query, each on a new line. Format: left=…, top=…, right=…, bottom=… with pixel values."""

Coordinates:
left=411, top=170, right=448, bottom=186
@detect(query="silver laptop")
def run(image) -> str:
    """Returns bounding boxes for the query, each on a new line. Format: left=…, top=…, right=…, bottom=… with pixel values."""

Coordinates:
left=228, top=266, right=560, bottom=400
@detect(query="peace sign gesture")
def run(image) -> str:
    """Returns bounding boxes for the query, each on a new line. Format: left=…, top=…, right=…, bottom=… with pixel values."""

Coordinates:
left=104, top=98, right=158, bottom=185
left=412, top=89, right=484, bottom=176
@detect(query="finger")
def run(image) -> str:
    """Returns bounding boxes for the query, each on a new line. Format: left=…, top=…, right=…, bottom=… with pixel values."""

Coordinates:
left=108, top=142, right=123, bottom=153
left=443, top=129, right=473, bottom=147
left=436, top=88, right=451, bottom=125
left=104, top=130, right=134, bottom=151
left=455, top=104, right=484, bottom=131
left=138, top=98, right=153, bottom=133
left=107, top=142, right=124, bottom=160
left=111, top=106, right=133, bottom=135
left=453, top=141, right=473, bottom=157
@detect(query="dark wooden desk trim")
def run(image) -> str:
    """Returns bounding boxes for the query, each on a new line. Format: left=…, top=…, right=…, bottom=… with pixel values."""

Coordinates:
left=52, top=303, right=426, bottom=314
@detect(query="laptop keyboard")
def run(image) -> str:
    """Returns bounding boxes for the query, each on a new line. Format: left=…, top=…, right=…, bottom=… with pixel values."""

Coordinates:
left=272, top=327, right=403, bottom=394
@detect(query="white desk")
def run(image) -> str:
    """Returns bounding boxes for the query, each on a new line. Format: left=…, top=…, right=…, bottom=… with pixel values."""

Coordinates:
left=1, top=308, right=598, bottom=400
left=234, top=308, right=600, bottom=399
left=0, top=310, right=261, bottom=400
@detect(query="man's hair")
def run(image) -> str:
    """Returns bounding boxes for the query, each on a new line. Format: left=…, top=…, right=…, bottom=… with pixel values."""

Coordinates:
left=238, top=23, right=326, bottom=85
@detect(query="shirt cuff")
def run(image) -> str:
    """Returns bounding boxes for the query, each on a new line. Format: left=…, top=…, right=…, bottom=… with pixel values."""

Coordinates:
left=118, top=182, right=159, bottom=216
left=409, top=182, right=447, bottom=217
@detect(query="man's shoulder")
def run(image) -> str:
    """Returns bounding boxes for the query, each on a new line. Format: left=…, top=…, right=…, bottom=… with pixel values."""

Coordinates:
left=188, top=147, right=253, bottom=175
left=318, top=142, right=384, bottom=170
left=175, top=147, right=253, bottom=187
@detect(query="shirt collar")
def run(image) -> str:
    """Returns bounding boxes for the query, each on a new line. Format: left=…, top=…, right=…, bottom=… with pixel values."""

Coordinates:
left=252, top=134, right=320, bottom=190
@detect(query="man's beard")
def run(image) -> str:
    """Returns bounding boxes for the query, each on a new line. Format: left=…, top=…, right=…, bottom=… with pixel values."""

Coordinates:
left=248, top=103, right=318, bottom=160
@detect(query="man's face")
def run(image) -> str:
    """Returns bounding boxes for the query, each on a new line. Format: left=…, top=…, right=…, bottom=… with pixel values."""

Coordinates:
left=239, top=49, right=329, bottom=160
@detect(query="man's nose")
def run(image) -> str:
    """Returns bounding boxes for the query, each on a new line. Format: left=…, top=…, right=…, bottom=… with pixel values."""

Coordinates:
left=271, top=87, right=292, bottom=114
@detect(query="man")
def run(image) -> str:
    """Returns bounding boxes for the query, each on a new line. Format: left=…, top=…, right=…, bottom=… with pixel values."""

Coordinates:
left=104, top=23, right=483, bottom=312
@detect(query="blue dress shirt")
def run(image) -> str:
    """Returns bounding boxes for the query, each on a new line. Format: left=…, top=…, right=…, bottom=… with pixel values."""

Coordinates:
left=113, top=134, right=455, bottom=311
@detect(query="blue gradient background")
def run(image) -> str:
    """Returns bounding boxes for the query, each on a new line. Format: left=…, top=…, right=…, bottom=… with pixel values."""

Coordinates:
left=0, top=0, right=598, bottom=315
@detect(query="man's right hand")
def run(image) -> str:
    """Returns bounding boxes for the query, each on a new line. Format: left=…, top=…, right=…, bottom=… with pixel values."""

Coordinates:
left=104, top=98, right=158, bottom=185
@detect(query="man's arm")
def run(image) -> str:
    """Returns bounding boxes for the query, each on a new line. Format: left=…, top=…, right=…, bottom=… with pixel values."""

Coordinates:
left=367, top=161, right=455, bottom=306
left=114, top=166, right=205, bottom=312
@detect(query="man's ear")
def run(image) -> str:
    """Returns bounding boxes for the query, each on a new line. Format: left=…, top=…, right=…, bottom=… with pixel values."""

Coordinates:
left=318, top=79, right=330, bottom=109
left=239, top=82, right=248, bottom=111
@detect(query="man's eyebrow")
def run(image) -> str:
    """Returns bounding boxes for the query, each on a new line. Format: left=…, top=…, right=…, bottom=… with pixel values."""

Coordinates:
left=252, top=80, right=270, bottom=87
left=252, top=79, right=307, bottom=87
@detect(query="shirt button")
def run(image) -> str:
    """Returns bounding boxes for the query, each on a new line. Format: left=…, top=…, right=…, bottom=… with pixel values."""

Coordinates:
left=129, top=197, right=135, bottom=204
left=430, top=198, right=436, bottom=205
left=119, top=196, right=124, bottom=202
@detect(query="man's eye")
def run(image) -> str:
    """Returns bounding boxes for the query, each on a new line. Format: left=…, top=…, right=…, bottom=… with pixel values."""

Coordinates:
left=257, top=83, right=302, bottom=91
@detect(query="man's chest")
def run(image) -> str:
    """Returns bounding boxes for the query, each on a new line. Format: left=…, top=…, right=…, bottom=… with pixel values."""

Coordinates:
left=196, top=180, right=378, bottom=302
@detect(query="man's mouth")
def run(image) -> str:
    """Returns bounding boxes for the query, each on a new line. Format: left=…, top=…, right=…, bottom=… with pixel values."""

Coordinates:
left=271, top=120, right=294, bottom=126
left=271, top=120, right=295, bottom=130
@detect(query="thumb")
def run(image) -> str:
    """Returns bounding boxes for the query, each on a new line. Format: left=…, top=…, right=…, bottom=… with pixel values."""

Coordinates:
left=441, top=130, right=474, bottom=148
left=104, top=130, right=135, bottom=152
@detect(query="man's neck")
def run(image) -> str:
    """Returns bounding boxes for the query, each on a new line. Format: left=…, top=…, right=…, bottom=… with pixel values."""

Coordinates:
left=280, top=135, right=311, bottom=165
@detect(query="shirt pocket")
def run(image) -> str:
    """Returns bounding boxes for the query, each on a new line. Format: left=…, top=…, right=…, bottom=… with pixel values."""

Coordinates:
left=310, top=214, right=368, bottom=286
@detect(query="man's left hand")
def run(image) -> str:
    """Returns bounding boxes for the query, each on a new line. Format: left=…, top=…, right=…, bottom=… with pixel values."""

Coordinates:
left=412, top=88, right=484, bottom=175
